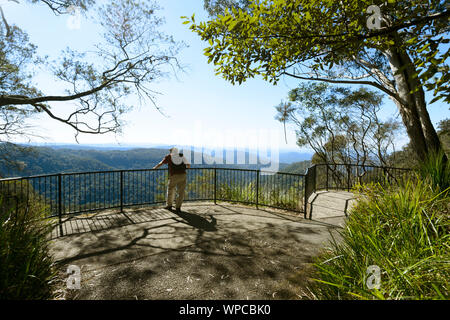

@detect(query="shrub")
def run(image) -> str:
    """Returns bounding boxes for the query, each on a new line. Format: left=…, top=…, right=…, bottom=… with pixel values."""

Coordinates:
left=0, top=188, right=57, bottom=299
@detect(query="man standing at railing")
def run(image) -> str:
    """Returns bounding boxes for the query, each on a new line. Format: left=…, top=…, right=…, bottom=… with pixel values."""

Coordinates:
left=153, top=147, right=190, bottom=212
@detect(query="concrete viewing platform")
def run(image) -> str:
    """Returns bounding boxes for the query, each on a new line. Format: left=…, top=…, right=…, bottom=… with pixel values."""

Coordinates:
left=49, top=191, right=356, bottom=300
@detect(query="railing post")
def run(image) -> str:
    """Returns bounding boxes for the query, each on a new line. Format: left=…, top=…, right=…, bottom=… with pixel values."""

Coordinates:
left=120, top=170, right=124, bottom=212
left=313, top=165, right=317, bottom=191
left=356, top=166, right=359, bottom=185
left=214, top=168, right=217, bottom=205
left=326, top=165, right=329, bottom=191
left=303, top=173, right=308, bottom=219
left=256, top=169, right=260, bottom=210
left=58, top=173, right=63, bottom=237
left=347, top=165, right=351, bottom=191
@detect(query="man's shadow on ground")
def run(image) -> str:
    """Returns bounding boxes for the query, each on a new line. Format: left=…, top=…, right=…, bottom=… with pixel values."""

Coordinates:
left=170, top=209, right=217, bottom=232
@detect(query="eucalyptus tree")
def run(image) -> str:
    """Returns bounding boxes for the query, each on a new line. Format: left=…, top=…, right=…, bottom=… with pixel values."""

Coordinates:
left=0, top=0, right=183, bottom=141
left=275, top=82, right=401, bottom=167
left=190, top=0, right=449, bottom=160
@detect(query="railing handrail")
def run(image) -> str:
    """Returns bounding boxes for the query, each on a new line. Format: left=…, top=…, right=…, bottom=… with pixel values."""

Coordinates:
left=0, top=166, right=309, bottom=182
left=313, top=163, right=413, bottom=171
left=0, top=168, right=168, bottom=181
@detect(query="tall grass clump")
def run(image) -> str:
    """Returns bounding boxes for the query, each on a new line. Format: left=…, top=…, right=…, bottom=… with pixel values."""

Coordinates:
left=308, top=174, right=449, bottom=299
left=418, top=149, right=449, bottom=193
left=0, top=186, right=57, bottom=299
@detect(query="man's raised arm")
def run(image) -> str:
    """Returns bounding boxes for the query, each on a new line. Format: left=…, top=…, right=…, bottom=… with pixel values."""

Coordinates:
left=153, top=159, right=165, bottom=169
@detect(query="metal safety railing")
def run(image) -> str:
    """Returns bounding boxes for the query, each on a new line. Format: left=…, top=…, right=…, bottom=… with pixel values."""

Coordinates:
left=0, top=168, right=307, bottom=233
left=0, top=164, right=413, bottom=235
left=313, top=163, right=414, bottom=191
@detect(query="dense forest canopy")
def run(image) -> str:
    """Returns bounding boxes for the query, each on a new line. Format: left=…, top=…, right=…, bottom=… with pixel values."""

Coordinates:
left=0, top=145, right=167, bottom=176
left=0, top=144, right=306, bottom=177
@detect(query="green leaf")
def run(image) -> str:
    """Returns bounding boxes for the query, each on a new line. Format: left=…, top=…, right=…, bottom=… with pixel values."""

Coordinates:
left=417, top=43, right=430, bottom=53
left=305, top=11, right=311, bottom=21
left=228, top=20, right=241, bottom=31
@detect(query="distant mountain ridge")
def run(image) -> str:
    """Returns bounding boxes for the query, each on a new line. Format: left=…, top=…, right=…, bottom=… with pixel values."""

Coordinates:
left=0, top=144, right=312, bottom=178
left=278, top=160, right=312, bottom=175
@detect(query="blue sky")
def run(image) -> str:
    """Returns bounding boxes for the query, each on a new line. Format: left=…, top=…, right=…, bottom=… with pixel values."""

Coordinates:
left=3, top=0, right=449, bottom=152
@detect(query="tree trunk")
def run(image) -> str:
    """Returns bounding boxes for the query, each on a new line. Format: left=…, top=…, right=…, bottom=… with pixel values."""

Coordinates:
left=399, top=50, right=443, bottom=155
left=384, top=43, right=444, bottom=161
left=384, top=47, right=428, bottom=159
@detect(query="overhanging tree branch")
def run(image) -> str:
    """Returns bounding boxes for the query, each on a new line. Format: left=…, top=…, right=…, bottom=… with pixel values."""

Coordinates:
left=281, top=71, right=399, bottom=102
left=0, top=0, right=184, bottom=139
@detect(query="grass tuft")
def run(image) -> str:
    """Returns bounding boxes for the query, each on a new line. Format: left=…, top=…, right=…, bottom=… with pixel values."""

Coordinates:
left=0, top=189, right=57, bottom=299
left=308, top=177, right=449, bottom=300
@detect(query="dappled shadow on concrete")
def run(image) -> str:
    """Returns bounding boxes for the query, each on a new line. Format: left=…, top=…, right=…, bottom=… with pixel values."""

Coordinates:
left=50, top=207, right=176, bottom=239
left=50, top=201, right=346, bottom=300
